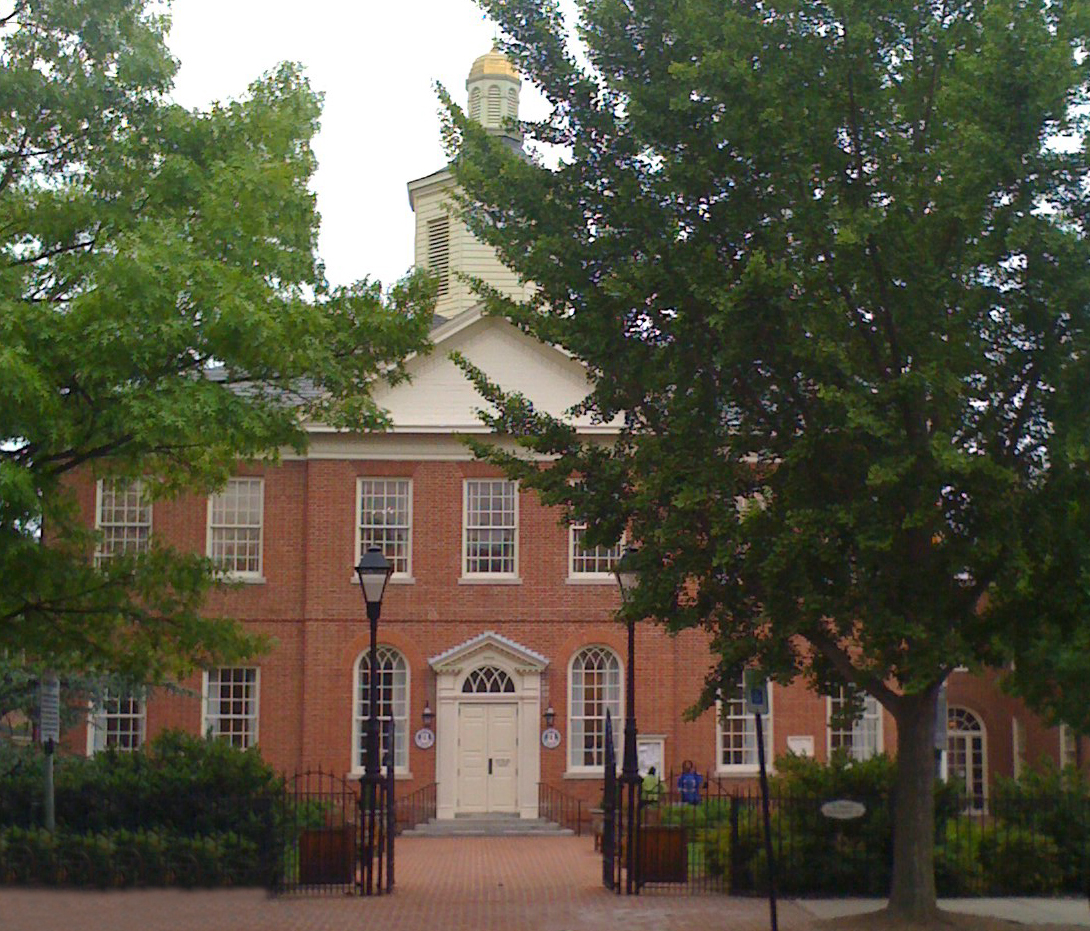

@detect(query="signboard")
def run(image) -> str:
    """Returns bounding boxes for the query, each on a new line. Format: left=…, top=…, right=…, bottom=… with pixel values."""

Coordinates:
left=820, top=799, right=867, bottom=820
left=786, top=735, right=814, bottom=758
left=743, top=669, right=769, bottom=715
left=413, top=727, right=435, bottom=750
left=39, top=674, right=60, bottom=746
left=540, top=727, right=561, bottom=749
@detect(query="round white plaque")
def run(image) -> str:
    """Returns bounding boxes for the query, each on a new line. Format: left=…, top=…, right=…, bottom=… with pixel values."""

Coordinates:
left=414, top=727, right=435, bottom=749
left=541, top=727, right=561, bottom=749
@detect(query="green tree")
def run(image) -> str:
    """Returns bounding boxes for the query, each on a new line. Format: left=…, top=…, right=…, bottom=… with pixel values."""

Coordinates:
left=447, top=1, right=1090, bottom=921
left=0, top=0, right=432, bottom=682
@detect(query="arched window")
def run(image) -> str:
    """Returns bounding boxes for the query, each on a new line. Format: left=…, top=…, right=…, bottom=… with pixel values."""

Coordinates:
left=487, top=86, right=501, bottom=125
left=507, top=87, right=518, bottom=119
left=568, top=646, right=622, bottom=771
left=469, top=87, right=481, bottom=122
left=462, top=665, right=515, bottom=693
left=948, top=706, right=987, bottom=813
left=354, top=647, right=408, bottom=773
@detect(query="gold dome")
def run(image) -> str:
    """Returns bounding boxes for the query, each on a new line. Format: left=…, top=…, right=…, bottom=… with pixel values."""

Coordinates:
left=468, top=48, right=519, bottom=82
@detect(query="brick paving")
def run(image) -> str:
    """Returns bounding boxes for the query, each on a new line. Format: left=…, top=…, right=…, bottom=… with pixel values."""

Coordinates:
left=0, top=836, right=815, bottom=931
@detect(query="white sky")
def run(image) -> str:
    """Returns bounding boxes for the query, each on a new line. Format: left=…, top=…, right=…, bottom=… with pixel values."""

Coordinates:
left=166, top=1, right=575, bottom=290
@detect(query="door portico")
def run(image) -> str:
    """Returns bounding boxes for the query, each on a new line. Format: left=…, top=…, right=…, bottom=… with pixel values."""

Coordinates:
left=429, top=631, right=549, bottom=820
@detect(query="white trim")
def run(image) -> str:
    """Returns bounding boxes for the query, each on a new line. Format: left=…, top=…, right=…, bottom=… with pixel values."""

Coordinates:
left=86, top=692, right=147, bottom=756
left=206, top=478, right=264, bottom=580
left=355, top=477, right=413, bottom=579
left=825, top=689, right=883, bottom=761
left=94, top=478, right=152, bottom=564
left=565, top=644, right=623, bottom=776
left=461, top=478, right=519, bottom=579
left=567, top=524, right=623, bottom=580
left=350, top=646, right=411, bottom=776
left=201, top=667, right=260, bottom=748
left=947, top=705, right=988, bottom=813
left=716, top=678, right=773, bottom=776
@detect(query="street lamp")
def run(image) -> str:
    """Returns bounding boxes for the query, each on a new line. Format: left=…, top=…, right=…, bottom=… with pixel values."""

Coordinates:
left=355, top=546, right=393, bottom=781
left=613, top=544, right=641, bottom=893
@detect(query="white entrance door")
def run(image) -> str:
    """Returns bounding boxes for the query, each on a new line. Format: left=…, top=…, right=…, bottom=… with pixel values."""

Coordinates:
left=457, top=703, right=518, bottom=812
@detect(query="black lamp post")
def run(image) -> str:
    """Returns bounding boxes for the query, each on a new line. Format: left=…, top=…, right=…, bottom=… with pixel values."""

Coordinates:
left=355, top=546, right=394, bottom=779
left=355, top=545, right=393, bottom=895
left=613, top=544, right=641, bottom=893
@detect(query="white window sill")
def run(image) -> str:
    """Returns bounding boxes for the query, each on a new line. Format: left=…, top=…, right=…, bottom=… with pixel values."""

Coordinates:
left=348, top=576, right=416, bottom=586
left=458, top=577, right=523, bottom=585
left=716, top=767, right=765, bottom=777
left=563, top=770, right=608, bottom=780
left=565, top=576, right=616, bottom=586
left=220, top=574, right=266, bottom=585
left=348, top=770, right=413, bottom=781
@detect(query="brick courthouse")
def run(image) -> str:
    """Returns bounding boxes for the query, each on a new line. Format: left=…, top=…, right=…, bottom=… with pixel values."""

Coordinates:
left=74, top=50, right=1081, bottom=819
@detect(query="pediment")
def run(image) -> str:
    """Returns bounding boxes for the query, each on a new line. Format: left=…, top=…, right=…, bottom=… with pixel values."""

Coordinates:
left=428, top=630, right=549, bottom=676
left=371, top=309, right=618, bottom=434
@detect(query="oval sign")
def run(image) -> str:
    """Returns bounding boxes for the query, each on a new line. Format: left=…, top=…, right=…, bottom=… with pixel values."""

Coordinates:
left=414, top=727, right=435, bottom=750
left=541, top=727, right=561, bottom=749
left=820, top=799, right=866, bottom=820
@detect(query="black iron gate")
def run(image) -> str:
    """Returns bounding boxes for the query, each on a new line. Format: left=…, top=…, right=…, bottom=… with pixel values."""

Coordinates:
left=279, top=722, right=396, bottom=896
left=601, top=709, right=645, bottom=894
left=602, top=710, right=617, bottom=890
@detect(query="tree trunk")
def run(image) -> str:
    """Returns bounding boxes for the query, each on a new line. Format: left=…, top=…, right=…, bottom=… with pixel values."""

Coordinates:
left=888, top=684, right=941, bottom=922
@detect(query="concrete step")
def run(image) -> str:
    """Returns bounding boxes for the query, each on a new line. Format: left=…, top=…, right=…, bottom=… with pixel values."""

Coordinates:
left=402, top=816, right=574, bottom=837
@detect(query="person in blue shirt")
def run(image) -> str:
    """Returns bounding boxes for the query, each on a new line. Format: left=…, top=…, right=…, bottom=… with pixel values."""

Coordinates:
left=677, top=758, right=702, bottom=805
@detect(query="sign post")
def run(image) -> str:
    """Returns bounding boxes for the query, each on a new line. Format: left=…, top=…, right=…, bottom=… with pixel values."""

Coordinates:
left=744, top=670, right=777, bottom=931
left=40, top=673, right=60, bottom=832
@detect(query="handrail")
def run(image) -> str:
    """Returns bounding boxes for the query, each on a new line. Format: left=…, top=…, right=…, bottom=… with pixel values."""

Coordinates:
left=395, top=782, right=437, bottom=834
left=537, top=782, right=583, bottom=836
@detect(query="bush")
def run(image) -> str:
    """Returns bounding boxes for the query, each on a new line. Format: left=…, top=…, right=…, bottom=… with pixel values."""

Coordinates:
left=978, top=826, right=1063, bottom=895
left=934, top=821, right=983, bottom=896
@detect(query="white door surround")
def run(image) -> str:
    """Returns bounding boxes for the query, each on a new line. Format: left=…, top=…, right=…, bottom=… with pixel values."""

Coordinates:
left=429, top=631, right=549, bottom=820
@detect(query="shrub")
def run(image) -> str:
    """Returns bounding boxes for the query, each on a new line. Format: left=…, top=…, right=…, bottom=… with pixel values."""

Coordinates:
left=978, top=826, right=1063, bottom=895
left=934, top=821, right=983, bottom=896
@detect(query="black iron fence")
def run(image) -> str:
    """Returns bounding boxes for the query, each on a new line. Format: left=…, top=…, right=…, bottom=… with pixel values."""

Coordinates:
left=538, top=783, right=582, bottom=836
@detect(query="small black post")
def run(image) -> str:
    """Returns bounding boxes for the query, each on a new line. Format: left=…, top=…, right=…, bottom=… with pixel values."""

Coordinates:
left=729, top=794, right=741, bottom=892
left=755, top=711, right=778, bottom=931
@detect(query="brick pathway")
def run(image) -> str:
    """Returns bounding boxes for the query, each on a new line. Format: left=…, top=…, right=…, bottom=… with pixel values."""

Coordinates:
left=1, top=836, right=815, bottom=931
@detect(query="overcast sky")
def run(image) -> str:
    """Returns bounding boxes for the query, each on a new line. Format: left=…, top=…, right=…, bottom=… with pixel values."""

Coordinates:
left=166, top=1, right=574, bottom=291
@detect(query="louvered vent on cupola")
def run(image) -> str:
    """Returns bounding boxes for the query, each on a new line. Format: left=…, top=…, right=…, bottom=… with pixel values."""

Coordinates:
left=427, top=215, right=450, bottom=296
left=487, top=86, right=501, bottom=125
left=469, top=87, right=481, bottom=121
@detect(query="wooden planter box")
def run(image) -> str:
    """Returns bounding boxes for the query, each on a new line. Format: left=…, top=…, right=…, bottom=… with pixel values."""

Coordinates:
left=299, top=826, right=355, bottom=885
left=638, top=824, right=687, bottom=884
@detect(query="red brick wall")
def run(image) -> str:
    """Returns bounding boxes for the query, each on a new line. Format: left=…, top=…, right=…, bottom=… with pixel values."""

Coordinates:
left=68, top=458, right=1081, bottom=807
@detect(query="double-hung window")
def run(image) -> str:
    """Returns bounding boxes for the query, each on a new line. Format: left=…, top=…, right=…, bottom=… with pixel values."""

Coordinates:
left=95, top=479, right=151, bottom=565
left=463, top=479, right=518, bottom=577
left=87, top=692, right=146, bottom=754
left=203, top=667, right=259, bottom=748
left=208, top=478, right=263, bottom=578
left=717, top=677, right=771, bottom=774
left=358, top=479, right=412, bottom=577
left=569, top=524, right=623, bottom=579
left=828, top=687, right=882, bottom=761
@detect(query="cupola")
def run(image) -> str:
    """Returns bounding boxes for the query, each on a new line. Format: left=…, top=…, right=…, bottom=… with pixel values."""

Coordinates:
left=466, top=44, right=522, bottom=145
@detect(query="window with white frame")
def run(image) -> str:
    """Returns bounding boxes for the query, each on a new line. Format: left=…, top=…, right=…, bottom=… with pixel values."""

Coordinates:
left=354, top=647, right=408, bottom=773
left=203, top=668, right=259, bottom=748
left=717, top=677, right=770, bottom=773
left=569, top=524, right=623, bottom=577
left=95, top=480, right=151, bottom=565
left=828, top=688, right=882, bottom=761
left=463, top=479, right=518, bottom=576
left=568, top=646, right=622, bottom=771
left=358, top=478, right=412, bottom=576
left=1060, top=723, right=1078, bottom=769
left=208, top=478, right=263, bottom=577
left=87, top=692, right=146, bottom=754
